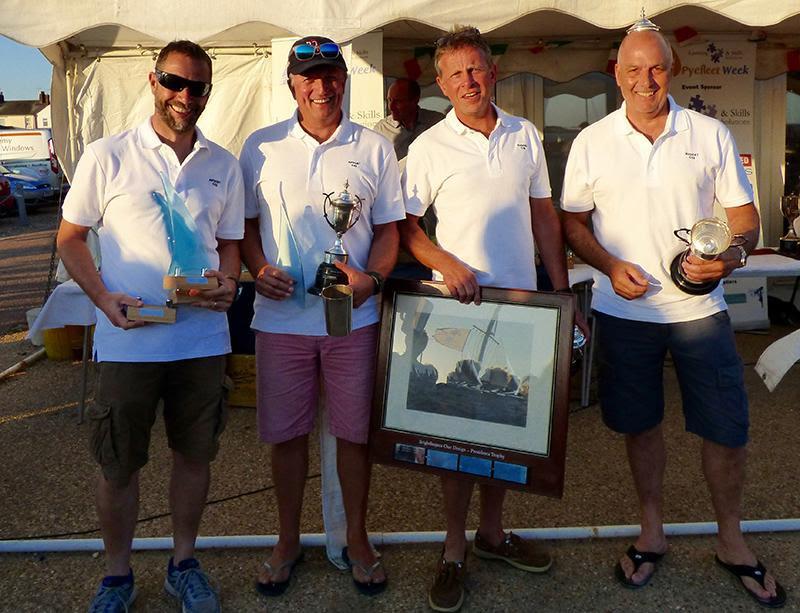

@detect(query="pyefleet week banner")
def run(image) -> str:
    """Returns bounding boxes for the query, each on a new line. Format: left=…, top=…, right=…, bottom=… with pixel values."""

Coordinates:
left=270, top=32, right=384, bottom=129
left=670, top=38, right=759, bottom=224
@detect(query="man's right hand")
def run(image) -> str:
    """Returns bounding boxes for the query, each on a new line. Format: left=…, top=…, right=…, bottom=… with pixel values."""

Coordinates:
left=608, top=259, right=649, bottom=300
left=255, top=263, right=295, bottom=300
left=96, top=291, right=145, bottom=330
left=439, top=255, right=481, bottom=304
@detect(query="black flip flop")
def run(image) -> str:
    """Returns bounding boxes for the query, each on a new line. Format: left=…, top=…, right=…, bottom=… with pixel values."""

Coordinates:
left=342, top=546, right=388, bottom=596
left=255, top=551, right=304, bottom=597
left=614, top=545, right=665, bottom=589
left=715, top=555, right=787, bottom=609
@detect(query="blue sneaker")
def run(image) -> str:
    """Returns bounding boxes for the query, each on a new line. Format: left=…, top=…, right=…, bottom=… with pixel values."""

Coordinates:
left=88, top=571, right=137, bottom=613
left=164, top=557, right=220, bottom=613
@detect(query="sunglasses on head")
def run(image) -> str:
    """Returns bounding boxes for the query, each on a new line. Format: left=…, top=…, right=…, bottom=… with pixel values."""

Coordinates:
left=292, top=41, right=342, bottom=61
left=154, top=69, right=212, bottom=97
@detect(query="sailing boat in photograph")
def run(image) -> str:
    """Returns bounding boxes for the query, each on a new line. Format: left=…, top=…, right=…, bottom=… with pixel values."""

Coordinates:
left=406, top=305, right=531, bottom=427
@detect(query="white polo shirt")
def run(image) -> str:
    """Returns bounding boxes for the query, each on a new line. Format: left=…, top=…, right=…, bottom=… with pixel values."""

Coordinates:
left=240, top=113, right=405, bottom=336
left=561, top=96, right=753, bottom=323
left=403, top=105, right=551, bottom=291
left=62, top=119, right=245, bottom=362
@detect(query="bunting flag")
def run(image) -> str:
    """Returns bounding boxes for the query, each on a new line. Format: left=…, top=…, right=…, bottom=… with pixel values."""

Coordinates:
left=674, top=25, right=699, bottom=45
left=788, top=49, right=800, bottom=72
left=404, top=46, right=436, bottom=80
left=528, top=40, right=572, bottom=55
left=606, top=41, right=621, bottom=74
left=490, top=43, right=509, bottom=57
left=403, top=57, right=422, bottom=80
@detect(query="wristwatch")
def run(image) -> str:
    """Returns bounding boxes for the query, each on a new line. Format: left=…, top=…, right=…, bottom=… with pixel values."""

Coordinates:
left=366, top=271, right=385, bottom=295
left=734, top=245, right=748, bottom=268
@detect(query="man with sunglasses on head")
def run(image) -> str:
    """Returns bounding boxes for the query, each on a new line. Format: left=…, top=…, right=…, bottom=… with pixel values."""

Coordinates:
left=57, top=40, right=243, bottom=613
left=400, top=26, right=585, bottom=612
left=239, top=36, right=404, bottom=598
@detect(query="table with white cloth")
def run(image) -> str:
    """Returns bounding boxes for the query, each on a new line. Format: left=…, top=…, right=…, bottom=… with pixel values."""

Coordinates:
left=568, top=252, right=800, bottom=408
left=27, top=279, right=96, bottom=421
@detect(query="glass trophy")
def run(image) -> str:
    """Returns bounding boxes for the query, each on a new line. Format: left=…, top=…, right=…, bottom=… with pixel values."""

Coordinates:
left=308, top=181, right=362, bottom=296
left=670, top=217, right=743, bottom=295
left=153, top=173, right=218, bottom=304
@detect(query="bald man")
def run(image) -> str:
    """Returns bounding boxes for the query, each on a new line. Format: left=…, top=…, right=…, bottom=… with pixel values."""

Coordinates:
left=562, top=28, right=785, bottom=608
left=374, top=78, right=444, bottom=162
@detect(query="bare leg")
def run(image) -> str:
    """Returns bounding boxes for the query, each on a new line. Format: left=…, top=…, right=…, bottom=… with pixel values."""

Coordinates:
left=619, top=424, right=668, bottom=584
left=258, top=435, right=308, bottom=584
left=337, top=438, right=385, bottom=583
left=170, top=452, right=210, bottom=564
left=703, top=440, right=778, bottom=600
left=476, top=484, right=507, bottom=545
left=96, top=471, right=139, bottom=576
left=441, top=476, right=474, bottom=562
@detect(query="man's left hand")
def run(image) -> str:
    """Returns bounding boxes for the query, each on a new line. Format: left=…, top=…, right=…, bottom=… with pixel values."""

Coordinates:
left=333, top=261, right=374, bottom=308
left=682, top=249, right=741, bottom=283
left=188, top=269, right=238, bottom=312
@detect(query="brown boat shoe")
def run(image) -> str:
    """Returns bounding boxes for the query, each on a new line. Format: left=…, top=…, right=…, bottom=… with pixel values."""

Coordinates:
left=428, top=555, right=466, bottom=612
left=473, top=531, right=553, bottom=573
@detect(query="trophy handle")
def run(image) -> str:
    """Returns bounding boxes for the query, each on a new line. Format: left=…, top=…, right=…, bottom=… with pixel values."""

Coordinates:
left=322, top=191, right=335, bottom=228
left=348, top=194, right=363, bottom=230
left=673, top=228, right=691, bottom=245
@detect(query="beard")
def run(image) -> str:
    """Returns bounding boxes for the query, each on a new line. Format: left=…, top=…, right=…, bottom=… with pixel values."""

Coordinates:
left=154, top=97, right=202, bottom=133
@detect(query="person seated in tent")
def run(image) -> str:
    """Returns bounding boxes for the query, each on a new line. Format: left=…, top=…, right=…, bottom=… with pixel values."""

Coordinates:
left=57, top=40, right=243, bottom=613
left=375, top=78, right=444, bottom=280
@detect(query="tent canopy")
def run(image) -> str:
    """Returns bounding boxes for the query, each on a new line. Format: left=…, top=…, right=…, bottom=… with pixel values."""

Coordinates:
left=2, top=1, right=799, bottom=49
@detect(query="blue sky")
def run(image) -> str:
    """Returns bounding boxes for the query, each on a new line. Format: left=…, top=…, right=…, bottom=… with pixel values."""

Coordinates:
left=0, top=35, right=52, bottom=100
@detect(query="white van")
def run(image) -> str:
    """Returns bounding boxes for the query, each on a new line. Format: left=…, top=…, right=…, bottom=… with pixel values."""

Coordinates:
left=0, top=127, right=65, bottom=191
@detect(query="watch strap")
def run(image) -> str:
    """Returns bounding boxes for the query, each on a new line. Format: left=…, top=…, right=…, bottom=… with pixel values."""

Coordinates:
left=366, top=271, right=384, bottom=295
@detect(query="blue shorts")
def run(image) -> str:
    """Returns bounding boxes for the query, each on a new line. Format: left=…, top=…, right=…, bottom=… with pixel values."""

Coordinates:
left=594, top=310, right=748, bottom=448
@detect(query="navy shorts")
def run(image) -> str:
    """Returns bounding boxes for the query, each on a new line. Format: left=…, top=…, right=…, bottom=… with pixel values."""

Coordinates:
left=594, top=310, right=748, bottom=448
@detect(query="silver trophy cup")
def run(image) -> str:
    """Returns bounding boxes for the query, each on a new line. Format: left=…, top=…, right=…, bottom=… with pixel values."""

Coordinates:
left=779, top=194, right=800, bottom=255
left=308, top=180, right=363, bottom=295
left=670, top=217, right=742, bottom=295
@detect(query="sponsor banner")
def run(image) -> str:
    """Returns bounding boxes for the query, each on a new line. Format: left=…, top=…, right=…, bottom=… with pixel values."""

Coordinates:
left=270, top=32, right=384, bottom=129
left=671, top=38, right=760, bottom=231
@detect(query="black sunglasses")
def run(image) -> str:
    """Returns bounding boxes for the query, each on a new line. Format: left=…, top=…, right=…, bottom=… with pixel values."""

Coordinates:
left=154, top=69, right=212, bottom=97
left=292, top=41, right=342, bottom=61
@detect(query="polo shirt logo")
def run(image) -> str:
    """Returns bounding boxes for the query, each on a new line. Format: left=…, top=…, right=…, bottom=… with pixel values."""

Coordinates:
left=347, top=160, right=360, bottom=168
left=208, top=178, right=221, bottom=187
left=684, top=152, right=698, bottom=160
left=516, top=143, right=528, bottom=151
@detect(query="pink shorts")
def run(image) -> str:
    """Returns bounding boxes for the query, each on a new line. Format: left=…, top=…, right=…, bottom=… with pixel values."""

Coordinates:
left=254, top=324, right=378, bottom=444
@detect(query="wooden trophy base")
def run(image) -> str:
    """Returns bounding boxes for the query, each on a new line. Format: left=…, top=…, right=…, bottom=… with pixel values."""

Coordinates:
left=126, top=304, right=177, bottom=324
left=163, top=275, right=219, bottom=304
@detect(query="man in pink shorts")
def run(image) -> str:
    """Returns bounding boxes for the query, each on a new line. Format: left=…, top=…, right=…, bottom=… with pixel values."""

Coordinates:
left=239, top=35, right=405, bottom=597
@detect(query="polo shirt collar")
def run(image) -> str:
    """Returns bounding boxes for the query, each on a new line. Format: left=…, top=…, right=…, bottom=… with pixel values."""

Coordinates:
left=445, top=103, right=509, bottom=136
left=288, top=110, right=355, bottom=145
left=138, top=118, right=209, bottom=151
left=615, top=95, right=688, bottom=137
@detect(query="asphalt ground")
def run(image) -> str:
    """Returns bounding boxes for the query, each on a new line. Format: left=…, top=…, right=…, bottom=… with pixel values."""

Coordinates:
left=1, top=209, right=800, bottom=612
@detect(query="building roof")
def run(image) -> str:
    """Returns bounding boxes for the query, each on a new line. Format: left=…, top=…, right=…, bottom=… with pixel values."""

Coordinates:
left=0, top=100, right=49, bottom=117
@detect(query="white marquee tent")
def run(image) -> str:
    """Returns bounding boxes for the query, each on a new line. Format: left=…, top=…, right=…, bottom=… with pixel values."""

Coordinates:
left=1, top=0, right=800, bottom=556
left=1, top=0, right=799, bottom=239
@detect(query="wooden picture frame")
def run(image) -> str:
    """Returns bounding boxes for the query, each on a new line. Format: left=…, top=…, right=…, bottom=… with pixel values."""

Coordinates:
left=369, top=279, right=575, bottom=497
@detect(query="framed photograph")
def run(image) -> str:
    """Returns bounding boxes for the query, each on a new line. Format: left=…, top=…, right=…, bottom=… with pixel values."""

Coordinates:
left=369, top=279, right=575, bottom=497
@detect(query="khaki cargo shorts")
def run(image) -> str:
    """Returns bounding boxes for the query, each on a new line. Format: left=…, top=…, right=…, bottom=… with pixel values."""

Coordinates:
left=87, top=355, right=229, bottom=486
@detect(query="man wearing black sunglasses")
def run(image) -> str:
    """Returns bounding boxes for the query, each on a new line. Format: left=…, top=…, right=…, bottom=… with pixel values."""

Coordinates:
left=57, top=40, right=243, bottom=613
left=240, top=35, right=405, bottom=599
